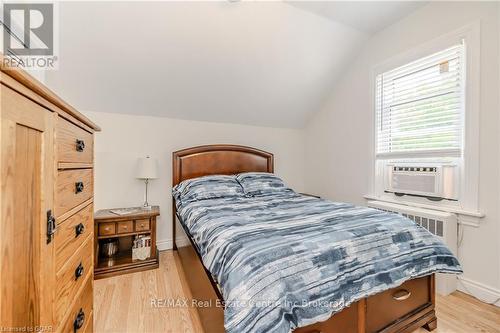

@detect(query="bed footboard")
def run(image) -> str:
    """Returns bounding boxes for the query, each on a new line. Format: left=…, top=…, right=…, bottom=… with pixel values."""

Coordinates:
left=174, top=236, right=436, bottom=333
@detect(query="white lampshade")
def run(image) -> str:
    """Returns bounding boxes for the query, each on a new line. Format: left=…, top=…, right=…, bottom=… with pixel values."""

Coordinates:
left=136, top=156, right=159, bottom=180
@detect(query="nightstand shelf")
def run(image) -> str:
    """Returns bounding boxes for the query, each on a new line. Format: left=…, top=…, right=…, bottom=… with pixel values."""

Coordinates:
left=94, top=206, right=160, bottom=279
left=95, top=248, right=158, bottom=270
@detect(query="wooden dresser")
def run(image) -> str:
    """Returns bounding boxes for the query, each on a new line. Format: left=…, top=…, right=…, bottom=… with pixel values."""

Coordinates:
left=0, top=63, right=100, bottom=332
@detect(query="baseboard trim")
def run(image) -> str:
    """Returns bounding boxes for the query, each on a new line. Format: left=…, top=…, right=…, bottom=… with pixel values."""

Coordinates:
left=157, top=237, right=190, bottom=251
left=457, top=276, right=500, bottom=306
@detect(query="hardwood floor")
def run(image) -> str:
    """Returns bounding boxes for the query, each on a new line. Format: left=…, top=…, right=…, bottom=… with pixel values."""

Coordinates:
left=94, top=251, right=500, bottom=333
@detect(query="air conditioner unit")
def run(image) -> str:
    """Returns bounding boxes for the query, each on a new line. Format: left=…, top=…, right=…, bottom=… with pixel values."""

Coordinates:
left=384, top=163, right=458, bottom=200
left=367, top=200, right=457, bottom=296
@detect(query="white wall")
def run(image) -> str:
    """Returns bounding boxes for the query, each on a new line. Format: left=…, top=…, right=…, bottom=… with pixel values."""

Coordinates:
left=86, top=111, right=305, bottom=250
left=304, top=2, right=500, bottom=303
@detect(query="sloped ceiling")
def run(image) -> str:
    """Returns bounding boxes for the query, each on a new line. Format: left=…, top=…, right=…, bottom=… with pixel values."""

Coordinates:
left=45, top=1, right=423, bottom=128
left=287, top=1, right=427, bottom=34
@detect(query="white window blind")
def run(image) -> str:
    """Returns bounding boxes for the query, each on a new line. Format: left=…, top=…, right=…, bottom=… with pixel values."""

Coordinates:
left=375, top=43, right=464, bottom=159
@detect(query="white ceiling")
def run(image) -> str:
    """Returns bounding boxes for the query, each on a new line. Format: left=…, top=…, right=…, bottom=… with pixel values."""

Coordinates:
left=46, top=1, right=425, bottom=128
left=287, top=1, right=427, bottom=34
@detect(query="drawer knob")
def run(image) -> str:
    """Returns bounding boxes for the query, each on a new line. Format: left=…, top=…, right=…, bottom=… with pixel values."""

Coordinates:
left=105, top=227, right=110, bottom=231
left=123, top=226, right=128, bottom=229
left=73, top=308, right=85, bottom=332
left=140, top=224, right=144, bottom=227
left=75, top=181, right=84, bottom=194
left=75, top=262, right=84, bottom=280
left=392, top=289, right=411, bottom=301
left=76, top=139, right=85, bottom=152
left=75, top=223, right=85, bottom=237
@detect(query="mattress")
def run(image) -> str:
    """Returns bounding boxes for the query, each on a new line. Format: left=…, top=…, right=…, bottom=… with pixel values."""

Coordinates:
left=176, top=191, right=462, bottom=333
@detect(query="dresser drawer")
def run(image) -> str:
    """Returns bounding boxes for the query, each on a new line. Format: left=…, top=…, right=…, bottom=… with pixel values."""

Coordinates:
left=59, top=276, right=93, bottom=333
left=99, top=222, right=116, bottom=236
left=56, top=236, right=93, bottom=324
left=135, top=218, right=150, bottom=231
left=366, top=276, right=431, bottom=333
left=82, top=312, right=93, bottom=333
left=56, top=168, right=93, bottom=217
left=117, top=220, right=133, bottom=234
left=294, top=302, right=359, bottom=333
left=55, top=203, right=93, bottom=272
left=57, top=117, right=93, bottom=164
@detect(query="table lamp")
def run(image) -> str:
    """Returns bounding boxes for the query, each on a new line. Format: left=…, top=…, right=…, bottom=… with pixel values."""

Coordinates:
left=136, top=156, right=159, bottom=209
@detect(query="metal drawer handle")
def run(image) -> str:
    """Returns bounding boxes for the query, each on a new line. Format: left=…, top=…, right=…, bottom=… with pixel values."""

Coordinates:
left=392, top=289, right=411, bottom=301
left=46, top=210, right=56, bottom=244
left=75, top=262, right=84, bottom=280
left=75, top=181, right=84, bottom=194
left=73, top=308, right=85, bottom=332
left=75, top=223, right=85, bottom=237
left=76, top=139, right=85, bottom=152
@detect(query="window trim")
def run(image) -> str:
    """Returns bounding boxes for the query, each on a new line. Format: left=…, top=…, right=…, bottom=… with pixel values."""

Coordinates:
left=368, top=22, right=481, bottom=220
left=375, top=43, right=465, bottom=159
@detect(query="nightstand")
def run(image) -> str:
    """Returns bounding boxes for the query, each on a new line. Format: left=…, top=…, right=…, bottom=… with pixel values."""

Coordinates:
left=94, top=206, right=160, bottom=279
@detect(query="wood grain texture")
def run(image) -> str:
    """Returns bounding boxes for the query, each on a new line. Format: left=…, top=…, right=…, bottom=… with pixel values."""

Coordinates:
left=57, top=116, right=94, bottom=164
left=94, top=251, right=203, bottom=333
left=172, top=145, right=274, bottom=185
left=55, top=203, right=93, bottom=272
left=83, top=313, right=94, bottom=333
left=98, top=222, right=116, bottom=236
left=1, top=60, right=97, bottom=333
left=94, top=251, right=500, bottom=333
left=57, top=197, right=93, bottom=224
left=94, top=206, right=160, bottom=222
left=294, top=302, right=359, bottom=333
left=59, top=276, right=94, bottom=333
left=117, top=221, right=134, bottom=234
left=1, top=54, right=101, bottom=131
left=56, top=168, right=93, bottom=217
left=176, top=230, right=224, bottom=333
left=0, top=83, right=55, bottom=329
left=367, top=276, right=431, bottom=332
left=58, top=162, right=94, bottom=170
left=135, top=219, right=150, bottom=231
left=94, top=207, right=159, bottom=279
left=56, top=235, right=93, bottom=324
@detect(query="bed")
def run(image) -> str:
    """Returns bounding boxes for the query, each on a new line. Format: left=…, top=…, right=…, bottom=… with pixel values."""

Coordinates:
left=171, top=144, right=461, bottom=333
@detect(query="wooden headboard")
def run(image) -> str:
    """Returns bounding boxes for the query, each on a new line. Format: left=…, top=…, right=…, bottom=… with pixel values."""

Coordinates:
left=172, top=144, right=274, bottom=186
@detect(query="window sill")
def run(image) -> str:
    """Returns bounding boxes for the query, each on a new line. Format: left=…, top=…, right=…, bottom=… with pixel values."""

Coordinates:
left=363, top=194, right=484, bottom=227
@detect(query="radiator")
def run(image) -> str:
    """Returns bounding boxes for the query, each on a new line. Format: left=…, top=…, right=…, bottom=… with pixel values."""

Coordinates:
left=367, top=200, right=458, bottom=296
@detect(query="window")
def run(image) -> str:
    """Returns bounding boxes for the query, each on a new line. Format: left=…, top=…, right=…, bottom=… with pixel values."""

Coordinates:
left=370, top=25, right=482, bottom=219
left=375, top=42, right=465, bottom=159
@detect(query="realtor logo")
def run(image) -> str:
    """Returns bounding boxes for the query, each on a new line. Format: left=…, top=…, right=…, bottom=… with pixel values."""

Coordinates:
left=2, top=2, right=57, bottom=69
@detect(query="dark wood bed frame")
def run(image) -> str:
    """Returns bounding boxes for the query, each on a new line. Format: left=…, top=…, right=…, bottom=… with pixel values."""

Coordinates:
left=172, top=144, right=438, bottom=333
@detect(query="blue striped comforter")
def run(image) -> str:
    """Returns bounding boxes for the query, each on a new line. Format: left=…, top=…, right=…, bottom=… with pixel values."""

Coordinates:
left=176, top=191, right=461, bottom=333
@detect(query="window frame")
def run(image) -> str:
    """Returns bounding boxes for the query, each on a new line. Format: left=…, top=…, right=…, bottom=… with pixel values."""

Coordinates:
left=375, top=43, right=465, bottom=159
left=368, top=22, right=481, bottom=220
